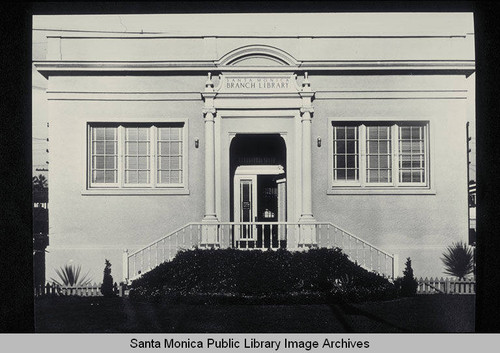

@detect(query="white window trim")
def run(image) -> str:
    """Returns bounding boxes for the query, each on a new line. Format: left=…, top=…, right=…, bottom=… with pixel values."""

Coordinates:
left=82, top=117, right=189, bottom=195
left=396, top=123, right=429, bottom=188
left=88, top=125, right=120, bottom=188
left=327, top=118, right=435, bottom=195
left=121, top=125, right=154, bottom=189
left=329, top=124, right=362, bottom=187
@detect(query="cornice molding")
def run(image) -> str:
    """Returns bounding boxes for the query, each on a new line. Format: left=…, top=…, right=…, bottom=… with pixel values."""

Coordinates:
left=34, top=60, right=475, bottom=77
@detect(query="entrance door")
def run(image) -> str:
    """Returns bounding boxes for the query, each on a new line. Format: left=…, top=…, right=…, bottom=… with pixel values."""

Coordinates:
left=234, top=174, right=258, bottom=246
left=233, top=165, right=286, bottom=249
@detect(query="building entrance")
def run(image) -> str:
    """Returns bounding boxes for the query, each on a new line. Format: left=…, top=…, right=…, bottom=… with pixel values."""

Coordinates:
left=230, top=134, right=287, bottom=249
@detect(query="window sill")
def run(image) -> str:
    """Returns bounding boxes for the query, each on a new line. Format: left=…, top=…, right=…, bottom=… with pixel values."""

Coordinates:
left=327, top=187, right=436, bottom=195
left=81, top=187, right=190, bottom=196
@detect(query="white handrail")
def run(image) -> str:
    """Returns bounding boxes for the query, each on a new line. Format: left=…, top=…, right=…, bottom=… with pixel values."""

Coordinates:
left=128, top=223, right=199, bottom=257
left=319, top=222, right=394, bottom=259
left=125, top=221, right=396, bottom=282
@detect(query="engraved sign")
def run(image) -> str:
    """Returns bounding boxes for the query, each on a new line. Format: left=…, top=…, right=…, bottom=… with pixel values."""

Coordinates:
left=219, top=75, right=297, bottom=93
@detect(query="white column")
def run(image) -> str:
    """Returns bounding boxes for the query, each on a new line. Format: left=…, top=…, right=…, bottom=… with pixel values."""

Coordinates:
left=298, top=73, right=316, bottom=247
left=299, top=73, right=315, bottom=223
left=202, top=107, right=217, bottom=221
left=300, top=106, right=315, bottom=221
left=201, top=73, right=218, bottom=246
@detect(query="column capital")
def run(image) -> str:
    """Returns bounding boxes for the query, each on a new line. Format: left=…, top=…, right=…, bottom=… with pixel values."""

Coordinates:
left=202, top=107, right=216, bottom=116
left=300, top=106, right=314, bottom=115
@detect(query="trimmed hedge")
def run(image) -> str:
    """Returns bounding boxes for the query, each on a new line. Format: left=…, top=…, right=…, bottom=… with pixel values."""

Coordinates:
left=129, top=248, right=397, bottom=304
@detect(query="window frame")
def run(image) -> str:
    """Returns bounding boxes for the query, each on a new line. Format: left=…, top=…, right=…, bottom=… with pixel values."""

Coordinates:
left=328, top=119, right=432, bottom=194
left=122, top=125, right=153, bottom=188
left=331, top=123, right=362, bottom=187
left=396, top=123, right=428, bottom=188
left=89, top=125, right=120, bottom=188
left=155, top=124, right=185, bottom=188
left=84, top=118, right=189, bottom=195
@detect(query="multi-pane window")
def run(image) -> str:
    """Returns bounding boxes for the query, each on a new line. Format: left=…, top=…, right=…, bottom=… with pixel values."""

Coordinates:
left=331, top=122, right=428, bottom=187
left=89, top=123, right=185, bottom=188
left=125, top=127, right=151, bottom=184
left=91, top=127, right=118, bottom=184
left=366, top=126, right=392, bottom=183
left=157, top=126, right=183, bottom=184
left=398, top=126, right=425, bottom=184
left=332, top=126, right=359, bottom=182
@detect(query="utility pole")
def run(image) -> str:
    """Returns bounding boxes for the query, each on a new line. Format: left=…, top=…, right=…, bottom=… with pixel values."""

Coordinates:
left=467, top=121, right=471, bottom=238
left=466, top=122, right=476, bottom=248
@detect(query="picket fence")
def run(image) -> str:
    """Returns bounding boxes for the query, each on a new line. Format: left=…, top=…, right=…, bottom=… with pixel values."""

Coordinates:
left=417, top=277, right=475, bottom=295
left=34, top=282, right=127, bottom=297
left=35, top=278, right=475, bottom=297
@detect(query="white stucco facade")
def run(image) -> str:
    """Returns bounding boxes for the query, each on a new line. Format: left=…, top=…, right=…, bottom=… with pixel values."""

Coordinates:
left=34, top=13, right=475, bottom=282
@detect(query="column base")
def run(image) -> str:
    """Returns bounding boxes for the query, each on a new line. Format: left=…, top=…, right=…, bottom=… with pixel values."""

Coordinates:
left=201, top=216, right=219, bottom=247
left=202, top=215, right=219, bottom=223
left=298, top=214, right=316, bottom=223
left=298, top=215, right=317, bottom=247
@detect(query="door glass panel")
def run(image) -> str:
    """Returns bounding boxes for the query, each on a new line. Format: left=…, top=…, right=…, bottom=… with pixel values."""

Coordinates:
left=241, top=180, right=252, bottom=222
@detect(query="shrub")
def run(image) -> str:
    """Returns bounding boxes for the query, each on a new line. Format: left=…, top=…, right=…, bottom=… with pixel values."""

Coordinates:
left=441, top=241, right=474, bottom=279
left=51, top=263, right=92, bottom=287
left=100, top=259, right=115, bottom=297
left=130, top=248, right=398, bottom=303
left=394, top=257, right=418, bottom=297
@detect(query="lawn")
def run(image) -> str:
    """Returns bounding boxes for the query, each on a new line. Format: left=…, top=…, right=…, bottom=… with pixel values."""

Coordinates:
left=34, top=295, right=475, bottom=333
left=346, top=294, right=475, bottom=332
left=34, top=297, right=344, bottom=333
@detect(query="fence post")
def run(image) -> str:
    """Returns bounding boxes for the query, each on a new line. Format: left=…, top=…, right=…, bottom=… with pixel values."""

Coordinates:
left=445, top=277, right=450, bottom=294
left=123, top=249, right=129, bottom=284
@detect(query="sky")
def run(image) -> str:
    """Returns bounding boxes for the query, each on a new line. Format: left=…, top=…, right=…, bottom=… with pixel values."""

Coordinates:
left=32, top=14, right=476, bottom=183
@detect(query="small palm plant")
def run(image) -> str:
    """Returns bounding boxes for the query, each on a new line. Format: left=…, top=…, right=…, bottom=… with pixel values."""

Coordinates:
left=441, top=241, right=474, bottom=279
left=51, top=263, right=93, bottom=287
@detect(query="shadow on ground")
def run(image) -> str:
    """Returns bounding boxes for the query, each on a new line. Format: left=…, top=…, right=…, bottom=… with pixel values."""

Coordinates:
left=34, top=294, right=475, bottom=333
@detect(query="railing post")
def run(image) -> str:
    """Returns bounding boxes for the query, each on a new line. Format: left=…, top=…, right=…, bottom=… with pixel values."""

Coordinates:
left=220, top=224, right=230, bottom=249
left=392, top=253, right=399, bottom=279
left=122, top=249, right=129, bottom=284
